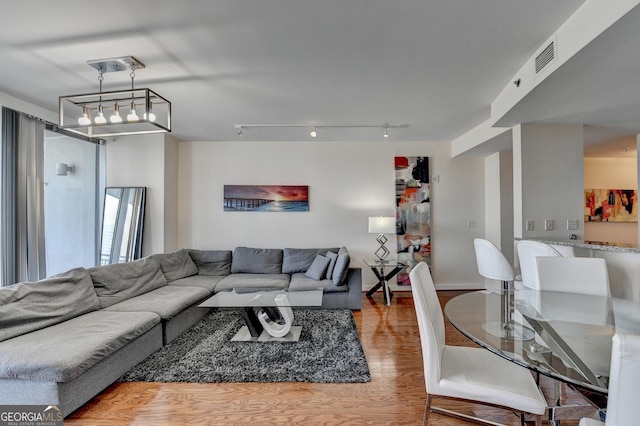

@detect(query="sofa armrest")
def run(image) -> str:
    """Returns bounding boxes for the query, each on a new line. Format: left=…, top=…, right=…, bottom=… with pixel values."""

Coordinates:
left=321, top=267, right=362, bottom=310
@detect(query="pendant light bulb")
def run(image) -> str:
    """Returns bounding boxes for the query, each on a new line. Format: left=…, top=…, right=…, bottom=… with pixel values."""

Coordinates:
left=110, top=103, right=123, bottom=123
left=127, top=102, right=139, bottom=122
left=310, top=127, right=317, bottom=138
left=383, top=127, right=389, bottom=138
left=78, top=106, right=91, bottom=126
left=143, top=110, right=156, bottom=122
left=94, top=105, right=107, bottom=124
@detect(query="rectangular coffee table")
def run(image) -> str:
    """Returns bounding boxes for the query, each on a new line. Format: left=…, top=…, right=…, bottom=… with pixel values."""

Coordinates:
left=198, top=289, right=323, bottom=342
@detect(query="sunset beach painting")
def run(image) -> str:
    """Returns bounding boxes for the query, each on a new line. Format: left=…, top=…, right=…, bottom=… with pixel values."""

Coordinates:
left=223, top=185, right=309, bottom=212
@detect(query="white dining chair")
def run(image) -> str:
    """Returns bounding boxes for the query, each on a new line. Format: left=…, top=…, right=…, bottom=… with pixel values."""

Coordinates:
left=535, top=256, right=610, bottom=297
left=579, top=332, right=640, bottom=426
left=533, top=256, right=614, bottom=381
left=409, top=262, right=546, bottom=425
left=473, top=238, right=514, bottom=285
left=473, top=238, right=534, bottom=340
left=516, top=240, right=563, bottom=290
left=550, top=244, right=575, bottom=257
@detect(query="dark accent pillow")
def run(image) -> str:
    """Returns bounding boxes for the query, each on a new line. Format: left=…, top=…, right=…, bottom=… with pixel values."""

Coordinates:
left=188, top=249, right=232, bottom=276
left=332, top=247, right=351, bottom=286
left=231, top=247, right=283, bottom=274
left=305, top=255, right=330, bottom=280
left=325, top=251, right=339, bottom=279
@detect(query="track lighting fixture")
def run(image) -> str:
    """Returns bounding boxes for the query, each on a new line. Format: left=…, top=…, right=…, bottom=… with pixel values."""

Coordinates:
left=59, top=56, right=171, bottom=138
left=233, top=123, right=408, bottom=138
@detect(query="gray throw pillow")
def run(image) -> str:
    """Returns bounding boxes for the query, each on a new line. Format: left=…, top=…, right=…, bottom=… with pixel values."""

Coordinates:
left=332, top=247, right=351, bottom=286
left=188, top=249, right=232, bottom=276
left=149, top=249, right=198, bottom=282
left=231, top=247, right=283, bottom=274
left=282, top=247, right=340, bottom=274
left=305, top=255, right=330, bottom=281
left=325, top=251, right=339, bottom=279
left=89, top=257, right=167, bottom=308
left=0, top=268, right=100, bottom=343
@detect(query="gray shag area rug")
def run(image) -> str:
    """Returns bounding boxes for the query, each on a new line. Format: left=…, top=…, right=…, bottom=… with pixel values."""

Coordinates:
left=119, top=309, right=371, bottom=383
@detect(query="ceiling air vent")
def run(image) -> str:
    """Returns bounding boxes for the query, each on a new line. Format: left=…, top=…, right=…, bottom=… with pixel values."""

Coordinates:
left=535, top=39, right=556, bottom=75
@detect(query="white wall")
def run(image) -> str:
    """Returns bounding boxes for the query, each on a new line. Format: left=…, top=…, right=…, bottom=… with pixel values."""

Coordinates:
left=105, top=134, right=167, bottom=256
left=485, top=153, right=501, bottom=248
left=163, top=136, right=179, bottom=252
left=177, top=139, right=486, bottom=290
left=514, top=124, right=585, bottom=240
left=584, top=157, right=637, bottom=245
left=499, top=151, right=515, bottom=261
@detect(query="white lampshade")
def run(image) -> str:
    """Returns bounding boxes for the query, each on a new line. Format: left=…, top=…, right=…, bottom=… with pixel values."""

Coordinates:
left=368, top=216, right=396, bottom=234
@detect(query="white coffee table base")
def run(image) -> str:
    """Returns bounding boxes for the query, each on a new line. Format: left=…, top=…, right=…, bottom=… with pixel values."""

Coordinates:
left=231, top=325, right=303, bottom=342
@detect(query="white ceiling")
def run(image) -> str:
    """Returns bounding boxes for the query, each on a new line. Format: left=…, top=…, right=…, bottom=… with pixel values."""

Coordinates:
left=1, top=0, right=637, bottom=148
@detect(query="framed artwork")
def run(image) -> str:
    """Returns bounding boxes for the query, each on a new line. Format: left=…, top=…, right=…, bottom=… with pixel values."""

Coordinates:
left=585, top=188, right=637, bottom=222
left=223, top=185, right=309, bottom=212
left=395, top=156, right=431, bottom=286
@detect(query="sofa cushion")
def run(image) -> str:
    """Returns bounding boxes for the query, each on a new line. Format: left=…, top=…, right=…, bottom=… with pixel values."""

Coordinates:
left=231, top=247, right=283, bottom=274
left=325, top=251, right=339, bottom=279
left=215, top=273, right=290, bottom=292
left=0, top=268, right=100, bottom=343
left=104, top=286, right=209, bottom=319
left=88, top=257, right=167, bottom=308
left=0, top=310, right=160, bottom=382
left=332, top=247, right=351, bottom=286
left=169, top=275, right=226, bottom=293
left=289, top=273, right=349, bottom=293
left=149, top=249, right=198, bottom=282
left=305, top=255, right=330, bottom=280
left=188, top=249, right=232, bottom=276
left=282, top=247, right=339, bottom=274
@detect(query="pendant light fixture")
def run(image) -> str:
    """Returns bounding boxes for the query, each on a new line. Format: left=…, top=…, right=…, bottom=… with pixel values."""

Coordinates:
left=59, top=56, right=171, bottom=138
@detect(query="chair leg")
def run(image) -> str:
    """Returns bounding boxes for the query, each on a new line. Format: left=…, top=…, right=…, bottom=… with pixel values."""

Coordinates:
left=423, top=394, right=432, bottom=425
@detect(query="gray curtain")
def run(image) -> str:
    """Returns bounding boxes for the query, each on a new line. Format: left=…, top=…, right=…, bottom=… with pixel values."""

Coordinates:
left=1, top=107, right=46, bottom=286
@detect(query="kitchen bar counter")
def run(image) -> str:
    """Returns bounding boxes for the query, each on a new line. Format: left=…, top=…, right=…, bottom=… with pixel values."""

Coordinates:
left=515, top=237, right=640, bottom=300
left=515, top=237, right=640, bottom=254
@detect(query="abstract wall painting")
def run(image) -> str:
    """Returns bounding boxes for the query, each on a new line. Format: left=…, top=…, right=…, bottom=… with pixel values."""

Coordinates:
left=585, top=188, right=637, bottom=222
left=395, top=156, right=431, bottom=286
left=223, top=185, right=309, bottom=212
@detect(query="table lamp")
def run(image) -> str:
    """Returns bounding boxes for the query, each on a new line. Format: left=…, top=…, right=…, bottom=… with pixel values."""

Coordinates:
left=368, top=216, right=396, bottom=262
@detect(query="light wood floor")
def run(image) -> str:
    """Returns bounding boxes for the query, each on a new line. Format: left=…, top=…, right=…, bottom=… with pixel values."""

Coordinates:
left=66, top=291, right=588, bottom=425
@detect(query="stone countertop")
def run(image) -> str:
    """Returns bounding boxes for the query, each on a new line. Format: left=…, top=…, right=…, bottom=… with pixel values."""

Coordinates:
left=515, top=237, right=640, bottom=254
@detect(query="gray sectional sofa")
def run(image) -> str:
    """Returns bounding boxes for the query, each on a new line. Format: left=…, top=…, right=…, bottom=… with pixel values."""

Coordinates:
left=0, top=246, right=361, bottom=417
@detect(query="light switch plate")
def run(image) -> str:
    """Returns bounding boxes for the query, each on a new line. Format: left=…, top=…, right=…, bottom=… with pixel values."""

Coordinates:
left=567, top=219, right=579, bottom=230
left=545, top=219, right=553, bottom=231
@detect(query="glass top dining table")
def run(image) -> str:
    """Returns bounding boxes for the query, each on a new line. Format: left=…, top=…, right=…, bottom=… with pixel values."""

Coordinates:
left=444, top=289, right=640, bottom=395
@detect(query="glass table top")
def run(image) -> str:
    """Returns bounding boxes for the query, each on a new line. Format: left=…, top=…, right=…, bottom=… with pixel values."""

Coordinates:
left=199, top=289, right=323, bottom=309
left=444, top=289, right=640, bottom=394
left=363, top=259, right=407, bottom=268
